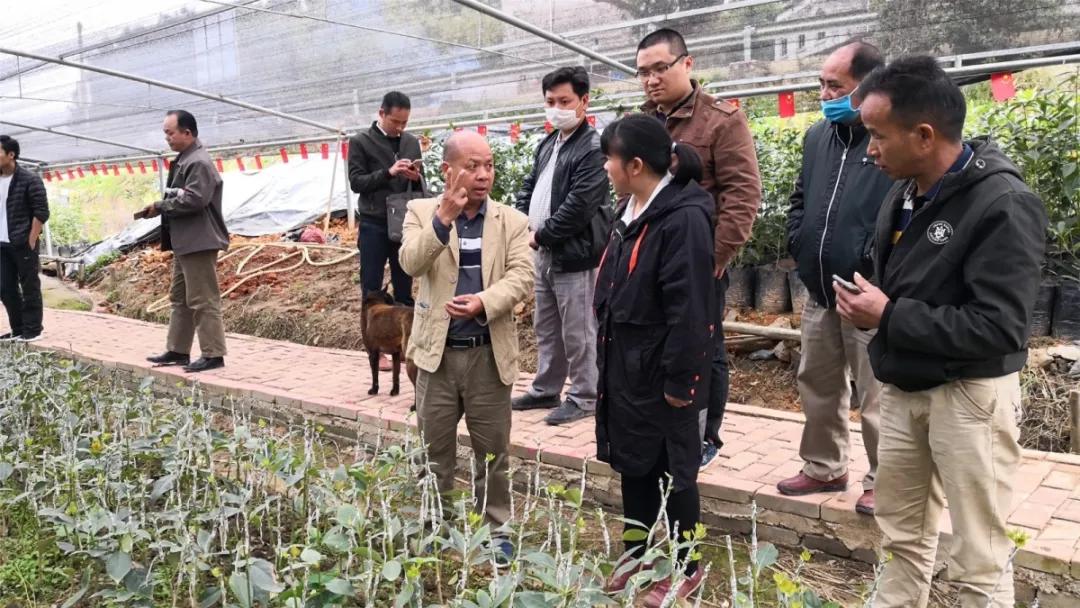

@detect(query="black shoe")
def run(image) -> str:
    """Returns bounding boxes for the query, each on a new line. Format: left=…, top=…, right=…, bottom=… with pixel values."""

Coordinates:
left=183, top=357, right=225, bottom=373
left=511, top=393, right=560, bottom=411
left=147, top=351, right=191, bottom=366
left=544, top=400, right=593, bottom=425
left=0, top=332, right=19, bottom=342
left=17, top=332, right=43, bottom=343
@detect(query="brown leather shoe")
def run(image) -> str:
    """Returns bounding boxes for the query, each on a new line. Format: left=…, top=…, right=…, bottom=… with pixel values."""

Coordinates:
left=856, top=489, right=875, bottom=515
left=605, top=561, right=647, bottom=593
left=642, top=567, right=705, bottom=607
left=776, top=472, right=849, bottom=496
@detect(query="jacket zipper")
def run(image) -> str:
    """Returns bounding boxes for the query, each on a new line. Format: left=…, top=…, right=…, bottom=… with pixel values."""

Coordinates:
left=817, top=127, right=853, bottom=303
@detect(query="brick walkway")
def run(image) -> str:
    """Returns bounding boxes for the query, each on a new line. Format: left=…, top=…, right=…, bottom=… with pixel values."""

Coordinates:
left=5, top=309, right=1080, bottom=581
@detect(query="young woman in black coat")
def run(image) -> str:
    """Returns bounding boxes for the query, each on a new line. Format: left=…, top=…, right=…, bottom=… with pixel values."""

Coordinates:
left=595, top=115, right=716, bottom=605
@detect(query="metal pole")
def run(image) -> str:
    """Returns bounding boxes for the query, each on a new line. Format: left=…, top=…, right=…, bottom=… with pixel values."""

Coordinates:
left=157, top=155, right=167, bottom=195
left=43, top=222, right=54, bottom=257
left=342, top=138, right=354, bottom=230
left=324, top=133, right=343, bottom=233
left=447, top=0, right=636, bottom=76
left=0, top=119, right=159, bottom=154
left=0, top=47, right=343, bottom=135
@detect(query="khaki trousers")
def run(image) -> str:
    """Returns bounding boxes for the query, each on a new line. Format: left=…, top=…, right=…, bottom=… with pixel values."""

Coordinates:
left=416, top=344, right=513, bottom=527
left=165, top=250, right=227, bottom=358
left=874, top=374, right=1022, bottom=608
left=796, top=299, right=881, bottom=490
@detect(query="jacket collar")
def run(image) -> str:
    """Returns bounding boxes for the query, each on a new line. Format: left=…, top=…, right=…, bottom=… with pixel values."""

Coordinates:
left=641, top=80, right=702, bottom=120
left=175, top=138, right=204, bottom=163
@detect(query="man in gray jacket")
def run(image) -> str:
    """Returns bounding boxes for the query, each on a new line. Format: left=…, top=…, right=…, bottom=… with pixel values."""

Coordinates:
left=139, top=110, right=229, bottom=373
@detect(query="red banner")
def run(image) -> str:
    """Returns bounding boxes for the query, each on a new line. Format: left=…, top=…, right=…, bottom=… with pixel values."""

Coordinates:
left=280, top=148, right=289, bottom=163
left=477, top=125, right=487, bottom=136
left=778, top=91, right=796, bottom=118
left=320, top=143, right=329, bottom=159
left=255, top=154, right=263, bottom=170
left=125, top=162, right=134, bottom=174
left=90, top=165, right=98, bottom=176
left=100, top=163, right=108, bottom=174
left=76, top=167, right=85, bottom=178
left=151, top=159, right=159, bottom=172
left=55, top=170, right=63, bottom=182
left=236, top=157, right=245, bottom=171
left=112, top=165, right=120, bottom=176
left=300, top=143, right=309, bottom=160
left=67, top=169, right=76, bottom=180
left=509, top=123, right=521, bottom=143
left=138, top=160, right=147, bottom=174
left=215, top=158, right=224, bottom=172
left=341, top=141, right=348, bottom=159
left=990, top=72, right=1016, bottom=102
left=44, top=171, right=51, bottom=182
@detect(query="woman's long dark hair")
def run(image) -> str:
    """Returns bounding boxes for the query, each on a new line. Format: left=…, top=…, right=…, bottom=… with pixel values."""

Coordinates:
left=600, top=114, right=703, bottom=185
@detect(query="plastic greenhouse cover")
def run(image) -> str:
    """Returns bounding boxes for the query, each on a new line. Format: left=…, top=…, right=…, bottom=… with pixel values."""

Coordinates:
left=74, top=157, right=351, bottom=272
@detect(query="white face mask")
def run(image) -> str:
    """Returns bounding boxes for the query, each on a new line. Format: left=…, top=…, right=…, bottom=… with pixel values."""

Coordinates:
left=545, top=104, right=582, bottom=131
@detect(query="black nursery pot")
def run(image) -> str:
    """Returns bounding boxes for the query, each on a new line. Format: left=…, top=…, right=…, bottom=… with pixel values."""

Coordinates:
left=726, top=266, right=755, bottom=310
left=755, top=267, right=791, bottom=314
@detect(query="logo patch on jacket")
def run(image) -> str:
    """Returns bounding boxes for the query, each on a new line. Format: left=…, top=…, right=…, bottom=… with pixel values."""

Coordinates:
left=927, top=221, right=953, bottom=245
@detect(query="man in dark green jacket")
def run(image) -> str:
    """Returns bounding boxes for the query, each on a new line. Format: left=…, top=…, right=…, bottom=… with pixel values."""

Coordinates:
left=140, top=110, right=229, bottom=374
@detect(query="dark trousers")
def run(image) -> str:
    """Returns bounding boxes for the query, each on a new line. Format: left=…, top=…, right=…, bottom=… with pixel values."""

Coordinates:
left=701, top=274, right=730, bottom=445
left=358, top=218, right=413, bottom=306
left=0, top=243, right=43, bottom=337
left=622, top=448, right=701, bottom=573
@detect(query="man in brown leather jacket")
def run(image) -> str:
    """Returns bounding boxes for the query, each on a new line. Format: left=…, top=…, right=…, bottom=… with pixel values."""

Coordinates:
left=638, top=29, right=762, bottom=464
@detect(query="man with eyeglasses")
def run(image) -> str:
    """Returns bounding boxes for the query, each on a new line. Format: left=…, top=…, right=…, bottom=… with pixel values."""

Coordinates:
left=637, top=29, right=761, bottom=467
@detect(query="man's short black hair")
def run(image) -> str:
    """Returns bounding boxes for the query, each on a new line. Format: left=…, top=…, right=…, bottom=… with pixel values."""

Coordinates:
left=166, top=110, right=199, bottom=137
left=541, top=66, right=590, bottom=98
left=637, top=28, right=688, bottom=57
left=0, top=135, right=19, bottom=160
left=848, top=41, right=884, bottom=80
left=856, top=55, right=966, bottom=142
left=381, top=91, right=411, bottom=113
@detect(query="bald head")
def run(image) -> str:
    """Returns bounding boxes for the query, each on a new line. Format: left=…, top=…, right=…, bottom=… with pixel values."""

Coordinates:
left=443, top=131, right=490, bottom=164
left=441, top=130, right=495, bottom=207
left=820, top=41, right=884, bottom=102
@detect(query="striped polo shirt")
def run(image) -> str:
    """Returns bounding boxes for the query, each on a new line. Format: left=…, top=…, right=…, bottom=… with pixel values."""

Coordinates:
left=432, top=201, right=488, bottom=337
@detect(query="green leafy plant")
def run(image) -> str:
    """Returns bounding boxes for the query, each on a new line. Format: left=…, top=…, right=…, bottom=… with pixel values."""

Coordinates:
left=968, top=73, right=1080, bottom=278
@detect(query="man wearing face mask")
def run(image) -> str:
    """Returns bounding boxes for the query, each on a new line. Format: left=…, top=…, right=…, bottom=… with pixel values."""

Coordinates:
left=512, top=66, right=611, bottom=426
left=778, top=41, right=893, bottom=516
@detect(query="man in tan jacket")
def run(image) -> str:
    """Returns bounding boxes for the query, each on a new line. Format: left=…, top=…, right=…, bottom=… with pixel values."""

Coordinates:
left=399, top=131, right=533, bottom=559
left=638, top=29, right=762, bottom=464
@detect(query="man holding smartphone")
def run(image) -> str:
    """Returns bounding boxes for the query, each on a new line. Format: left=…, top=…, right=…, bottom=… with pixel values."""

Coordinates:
left=779, top=42, right=892, bottom=517
left=840, top=57, right=1046, bottom=607
left=349, top=92, right=425, bottom=370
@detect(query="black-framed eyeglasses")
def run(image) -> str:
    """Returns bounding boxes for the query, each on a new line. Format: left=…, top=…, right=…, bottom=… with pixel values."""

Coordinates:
left=635, top=54, right=687, bottom=80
